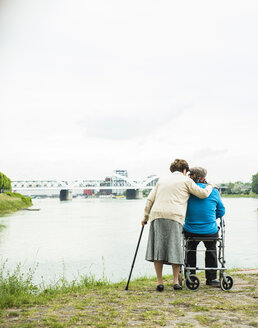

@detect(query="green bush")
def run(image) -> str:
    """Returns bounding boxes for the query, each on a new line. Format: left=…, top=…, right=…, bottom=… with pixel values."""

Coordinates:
left=0, top=172, right=12, bottom=192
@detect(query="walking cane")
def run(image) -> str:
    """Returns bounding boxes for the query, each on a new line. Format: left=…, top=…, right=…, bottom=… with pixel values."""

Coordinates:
left=125, top=225, right=145, bottom=290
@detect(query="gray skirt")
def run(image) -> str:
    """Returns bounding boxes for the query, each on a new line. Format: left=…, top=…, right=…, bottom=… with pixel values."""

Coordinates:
left=145, top=218, right=183, bottom=265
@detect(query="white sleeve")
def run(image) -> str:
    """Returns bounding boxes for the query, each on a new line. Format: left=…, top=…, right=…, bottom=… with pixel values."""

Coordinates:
left=186, top=179, right=213, bottom=199
left=143, top=184, right=158, bottom=222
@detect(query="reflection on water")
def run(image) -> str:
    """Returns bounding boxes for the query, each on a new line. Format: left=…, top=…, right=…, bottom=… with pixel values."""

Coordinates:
left=0, top=198, right=257, bottom=284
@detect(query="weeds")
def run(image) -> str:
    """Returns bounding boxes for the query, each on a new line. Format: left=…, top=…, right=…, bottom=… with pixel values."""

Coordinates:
left=0, top=260, right=110, bottom=309
left=0, top=261, right=39, bottom=308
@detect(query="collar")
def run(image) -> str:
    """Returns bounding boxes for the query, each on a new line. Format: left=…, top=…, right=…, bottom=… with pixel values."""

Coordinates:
left=172, top=171, right=184, bottom=175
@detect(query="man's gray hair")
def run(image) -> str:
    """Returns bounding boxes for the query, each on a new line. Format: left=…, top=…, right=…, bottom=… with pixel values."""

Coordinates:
left=189, top=166, right=207, bottom=178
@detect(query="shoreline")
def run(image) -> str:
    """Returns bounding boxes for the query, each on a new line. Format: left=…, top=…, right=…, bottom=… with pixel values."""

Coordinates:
left=221, top=193, right=258, bottom=198
left=0, top=269, right=257, bottom=327
left=0, top=193, right=32, bottom=217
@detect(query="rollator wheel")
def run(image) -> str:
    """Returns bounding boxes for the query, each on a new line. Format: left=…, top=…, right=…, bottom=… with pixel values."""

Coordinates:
left=220, top=275, right=234, bottom=291
left=185, top=275, right=200, bottom=291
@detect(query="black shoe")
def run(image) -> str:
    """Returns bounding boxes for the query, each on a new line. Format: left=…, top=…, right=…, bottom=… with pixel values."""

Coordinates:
left=173, top=284, right=182, bottom=290
left=156, top=284, right=164, bottom=292
left=206, top=279, right=220, bottom=287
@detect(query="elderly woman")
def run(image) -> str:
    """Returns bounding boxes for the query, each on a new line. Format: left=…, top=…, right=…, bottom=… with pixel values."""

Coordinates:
left=142, top=159, right=214, bottom=291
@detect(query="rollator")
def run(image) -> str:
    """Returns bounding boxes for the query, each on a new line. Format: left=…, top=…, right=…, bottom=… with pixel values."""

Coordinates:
left=180, top=217, right=234, bottom=291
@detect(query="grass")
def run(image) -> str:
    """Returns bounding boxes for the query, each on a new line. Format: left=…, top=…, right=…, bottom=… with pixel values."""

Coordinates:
left=0, top=264, right=257, bottom=327
left=0, top=261, right=111, bottom=310
left=195, top=313, right=213, bottom=325
left=221, top=193, right=258, bottom=198
left=0, top=192, right=32, bottom=216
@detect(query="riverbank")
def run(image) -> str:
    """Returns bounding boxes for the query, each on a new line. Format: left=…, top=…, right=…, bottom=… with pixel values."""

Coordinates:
left=0, top=193, right=32, bottom=216
left=221, top=193, right=258, bottom=198
left=0, top=269, right=257, bottom=327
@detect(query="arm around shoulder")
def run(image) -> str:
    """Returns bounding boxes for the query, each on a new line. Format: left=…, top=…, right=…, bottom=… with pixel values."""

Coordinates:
left=186, top=179, right=213, bottom=199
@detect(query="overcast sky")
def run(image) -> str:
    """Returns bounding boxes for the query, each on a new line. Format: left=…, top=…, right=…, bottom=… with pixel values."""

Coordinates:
left=1, top=0, right=257, bottom=183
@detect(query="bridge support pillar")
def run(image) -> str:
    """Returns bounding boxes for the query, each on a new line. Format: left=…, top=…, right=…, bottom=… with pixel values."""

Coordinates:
left=126, top=189, right=143, bottom=199
left=126, top=189, right=136, bottom=199
left=136, top=190, right=143, bottom=199
left=60, top=189, right=73, bottom=201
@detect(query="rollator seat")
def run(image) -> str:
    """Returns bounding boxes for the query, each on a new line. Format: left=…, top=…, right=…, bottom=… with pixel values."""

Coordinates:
left=185, top=236, right=221, bottom=242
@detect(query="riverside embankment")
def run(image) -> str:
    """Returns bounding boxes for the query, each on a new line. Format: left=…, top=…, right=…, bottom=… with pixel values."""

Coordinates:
left=0, top=270, right=257, bottom=327
left=0, top=193, right=32, bottom=216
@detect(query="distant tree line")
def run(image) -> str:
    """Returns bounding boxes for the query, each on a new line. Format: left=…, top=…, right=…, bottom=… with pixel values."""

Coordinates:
left=252, top=173, right=258, bottom=194
left=219, top=172, right=258, bottom=195
left=0, top=172, right=12, bottom=192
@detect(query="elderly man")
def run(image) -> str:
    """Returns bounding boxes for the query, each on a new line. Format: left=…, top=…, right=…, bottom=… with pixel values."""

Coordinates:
left=184, top=167, right=225, bottom=287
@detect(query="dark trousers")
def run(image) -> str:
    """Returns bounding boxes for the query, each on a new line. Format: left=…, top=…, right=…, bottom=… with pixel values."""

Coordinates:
left=183, top=230, right=218, bottom=281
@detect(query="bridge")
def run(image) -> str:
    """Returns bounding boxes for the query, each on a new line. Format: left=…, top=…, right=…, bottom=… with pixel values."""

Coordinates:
left=11, top=173, right=159, bottom=199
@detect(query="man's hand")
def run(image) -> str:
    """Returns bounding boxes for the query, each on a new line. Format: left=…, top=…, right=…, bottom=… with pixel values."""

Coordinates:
left=141, top=220, right=147, bottom=226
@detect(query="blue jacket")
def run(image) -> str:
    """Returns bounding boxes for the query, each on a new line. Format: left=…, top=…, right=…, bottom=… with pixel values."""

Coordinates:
left=184, top=183, right=225, bottom=235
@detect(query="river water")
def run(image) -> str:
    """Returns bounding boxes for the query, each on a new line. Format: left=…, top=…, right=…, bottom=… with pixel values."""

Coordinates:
left=0, top=197, right=257, bottom=284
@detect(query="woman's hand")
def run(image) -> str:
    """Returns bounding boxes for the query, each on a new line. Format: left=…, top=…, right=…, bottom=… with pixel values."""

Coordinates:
left=141, top=220, right=147, bottom=226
